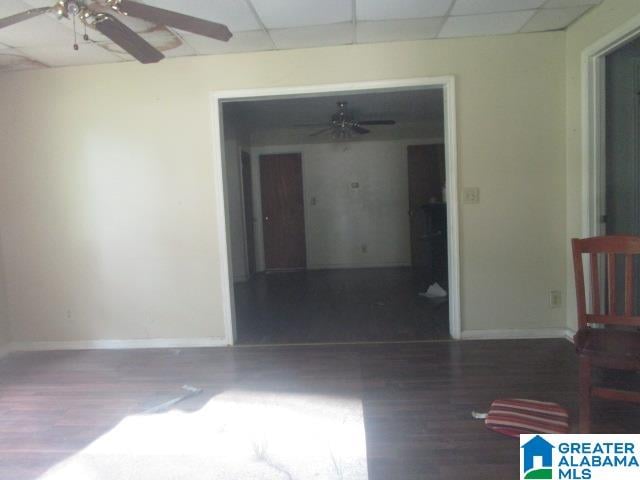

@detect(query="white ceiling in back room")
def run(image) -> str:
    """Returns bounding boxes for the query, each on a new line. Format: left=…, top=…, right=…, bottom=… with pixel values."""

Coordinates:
left=0, top=0, right=602, bottom=72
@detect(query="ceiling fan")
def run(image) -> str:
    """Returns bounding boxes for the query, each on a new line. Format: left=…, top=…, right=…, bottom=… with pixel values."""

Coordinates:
left=296, top=101, right=397, bottom=139
left=0, top=1, right=232, bottom=64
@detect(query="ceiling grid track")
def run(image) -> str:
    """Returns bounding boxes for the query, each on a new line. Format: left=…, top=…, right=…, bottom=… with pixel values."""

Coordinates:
left=435, top=0, right=458, bottom=38
left=242, top=0, right=277, bottom=50
left=351, top=0, right=357, bottom=44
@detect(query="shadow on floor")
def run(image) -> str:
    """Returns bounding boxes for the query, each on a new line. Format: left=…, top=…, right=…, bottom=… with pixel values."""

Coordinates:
left=234, top=267, right=450, bottom=345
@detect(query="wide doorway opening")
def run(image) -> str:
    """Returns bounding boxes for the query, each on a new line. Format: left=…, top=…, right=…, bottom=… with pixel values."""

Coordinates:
left=215, top=81, right=459, bottom=345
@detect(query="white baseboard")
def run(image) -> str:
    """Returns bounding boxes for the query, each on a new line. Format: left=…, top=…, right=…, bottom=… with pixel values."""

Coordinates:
left=9, top=337, right=229, bottom=353
left=564, top=328, right=576, bottom=343
left=461, top=328, right=572, bottom=340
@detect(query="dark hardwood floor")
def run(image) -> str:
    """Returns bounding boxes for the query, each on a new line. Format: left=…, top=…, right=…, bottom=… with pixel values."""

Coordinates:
left=1, top=339, right=638, bottom=479
left=234, top=267, right=450, bottom=345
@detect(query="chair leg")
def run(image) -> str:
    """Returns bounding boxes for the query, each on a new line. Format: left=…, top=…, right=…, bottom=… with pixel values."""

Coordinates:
left=579, top=356, right=592, bottom=433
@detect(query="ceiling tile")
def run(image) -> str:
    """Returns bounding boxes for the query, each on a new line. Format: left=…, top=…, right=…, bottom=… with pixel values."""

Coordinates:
left=356, top=18, right=444, bottom=43
left=543, top=0, right=602, bottom=7
left=356, top=0, right=453, bottom=21
left=0, top=11, right=78, bottom=47
left=0, top=47, right=46, bottom=71
left=521, top=5, right=591, bottom=32
left=139, top=0, right=262, bottom=32
left=99, top=28, right=197, bottom=59
left=250, top=0, right=352, bottom=29
left=181, top=30, right=273, bottom=55
left=439, top=10, right=536, bottom=37
left=270, top=22, right=353, bottom=49
left=0, top=1, right=31, bottom=17
left=19, top=42, right=123, bottom=67
left=451, top=0, right=545, bottom=15
left=18, top=0, right=53, bottom=7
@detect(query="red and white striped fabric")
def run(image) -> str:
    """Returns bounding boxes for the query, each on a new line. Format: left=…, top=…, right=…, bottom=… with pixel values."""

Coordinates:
left=485, top=398, right=569, bottom=438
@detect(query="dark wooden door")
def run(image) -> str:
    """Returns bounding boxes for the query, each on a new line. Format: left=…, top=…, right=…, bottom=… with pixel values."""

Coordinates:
left=241, top=151, right=256, bottom=276
left=260, top=153, right=306, bottom=271
left=408, top=144, right=446, bottom=270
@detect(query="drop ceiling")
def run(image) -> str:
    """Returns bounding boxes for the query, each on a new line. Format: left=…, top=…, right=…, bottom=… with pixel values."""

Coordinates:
left=0, top=0, right=602, bottom=72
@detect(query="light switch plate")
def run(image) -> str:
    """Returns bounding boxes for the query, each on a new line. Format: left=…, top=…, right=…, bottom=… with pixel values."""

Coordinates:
left=550, top=290, right=562, bottom=308
left=463, top=187, right=480, bottom=204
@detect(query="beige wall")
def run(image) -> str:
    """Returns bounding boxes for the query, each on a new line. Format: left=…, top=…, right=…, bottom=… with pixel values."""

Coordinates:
left=0, top=31, right=567, bottom=343
left=250, top=139, right=436, bottom=272
left=564, top=0, right=640, bottom=332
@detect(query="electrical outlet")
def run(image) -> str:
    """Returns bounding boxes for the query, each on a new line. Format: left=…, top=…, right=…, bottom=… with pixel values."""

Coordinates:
left=361, top=244, right=367, bottom=253
left=463, top=187, right=480, bottom=204
left=351, top=182, right=360, bottom=189
left=550, top=290, right=562, bottom=308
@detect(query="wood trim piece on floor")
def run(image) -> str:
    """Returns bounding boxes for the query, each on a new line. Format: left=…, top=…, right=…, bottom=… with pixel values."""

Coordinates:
left=461, top=328, right=573, bottom=341
left=6, top=337, right=229, bottom=353
left=305, top=262, right=413, bottom=270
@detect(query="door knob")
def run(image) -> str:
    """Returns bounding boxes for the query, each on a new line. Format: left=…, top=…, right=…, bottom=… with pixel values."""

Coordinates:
left=264, top=216, right=269, bottom=221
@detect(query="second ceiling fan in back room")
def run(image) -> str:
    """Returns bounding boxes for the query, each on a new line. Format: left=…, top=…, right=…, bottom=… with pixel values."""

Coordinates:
left=0, top=0, right=232, bottom=64
left=295, top=101, right=397, bottom=139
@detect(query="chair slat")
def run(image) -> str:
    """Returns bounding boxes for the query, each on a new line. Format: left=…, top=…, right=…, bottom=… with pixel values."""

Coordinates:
left=590, top=253, right=600, bottom=314
left=586, top=314, right=640, bottom=326
left=608, top=253, right=616, bottom=315
left=625, top=254, right=633, bottom=316
left=592, top=387, right=640, bottom=404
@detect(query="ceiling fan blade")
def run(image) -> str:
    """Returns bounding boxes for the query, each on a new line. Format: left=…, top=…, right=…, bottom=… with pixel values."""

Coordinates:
left=113, top=0, right=232, bottom=41
left=310, top=127, right=332, bottom=137
left=0, top=7, right=50, bottom=30
left=93, top=13, right=164, bottom=64
left=352, top=125, right=370, bottom=135
left=358, top=120, right=396, bottom=126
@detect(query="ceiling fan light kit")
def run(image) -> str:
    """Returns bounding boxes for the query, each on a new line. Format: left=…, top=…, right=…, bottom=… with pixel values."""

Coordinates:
left=300, top=101, right=397, bottom=140
left=0, top=0, right=233, bottom=65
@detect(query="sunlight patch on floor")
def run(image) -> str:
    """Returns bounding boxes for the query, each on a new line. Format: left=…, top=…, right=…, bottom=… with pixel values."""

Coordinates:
left=39, top=389, right=368, bottom=480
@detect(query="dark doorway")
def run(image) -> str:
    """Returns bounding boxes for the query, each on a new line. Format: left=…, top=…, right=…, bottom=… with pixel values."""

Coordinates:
left=223, top=88, right=450, bottom=345
left=260, top=153, right=307, bottom=271
left=605, top=36, right=640, bottom=237
left=408, top=144, right=447, bottom=287
left=605, top=37, right=640, bottom=311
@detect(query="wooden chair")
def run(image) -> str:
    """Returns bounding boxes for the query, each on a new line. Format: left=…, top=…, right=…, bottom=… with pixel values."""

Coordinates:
left=571, top=236, right=640, bottom=433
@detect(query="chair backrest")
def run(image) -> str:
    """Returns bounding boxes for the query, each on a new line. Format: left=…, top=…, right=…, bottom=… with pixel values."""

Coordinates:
left=572, top=236, right=640, bottom=329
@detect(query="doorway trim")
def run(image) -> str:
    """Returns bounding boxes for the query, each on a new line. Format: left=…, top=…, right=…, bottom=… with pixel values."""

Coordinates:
left=582, top=12, right=640, bottom=237
left=210, top=76, right=461, bottom=344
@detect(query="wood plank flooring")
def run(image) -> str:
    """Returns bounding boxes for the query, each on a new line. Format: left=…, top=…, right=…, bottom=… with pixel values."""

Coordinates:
left=0, top=339, right=638, bottom=479
left=234, top=267, right=450, bottom=344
